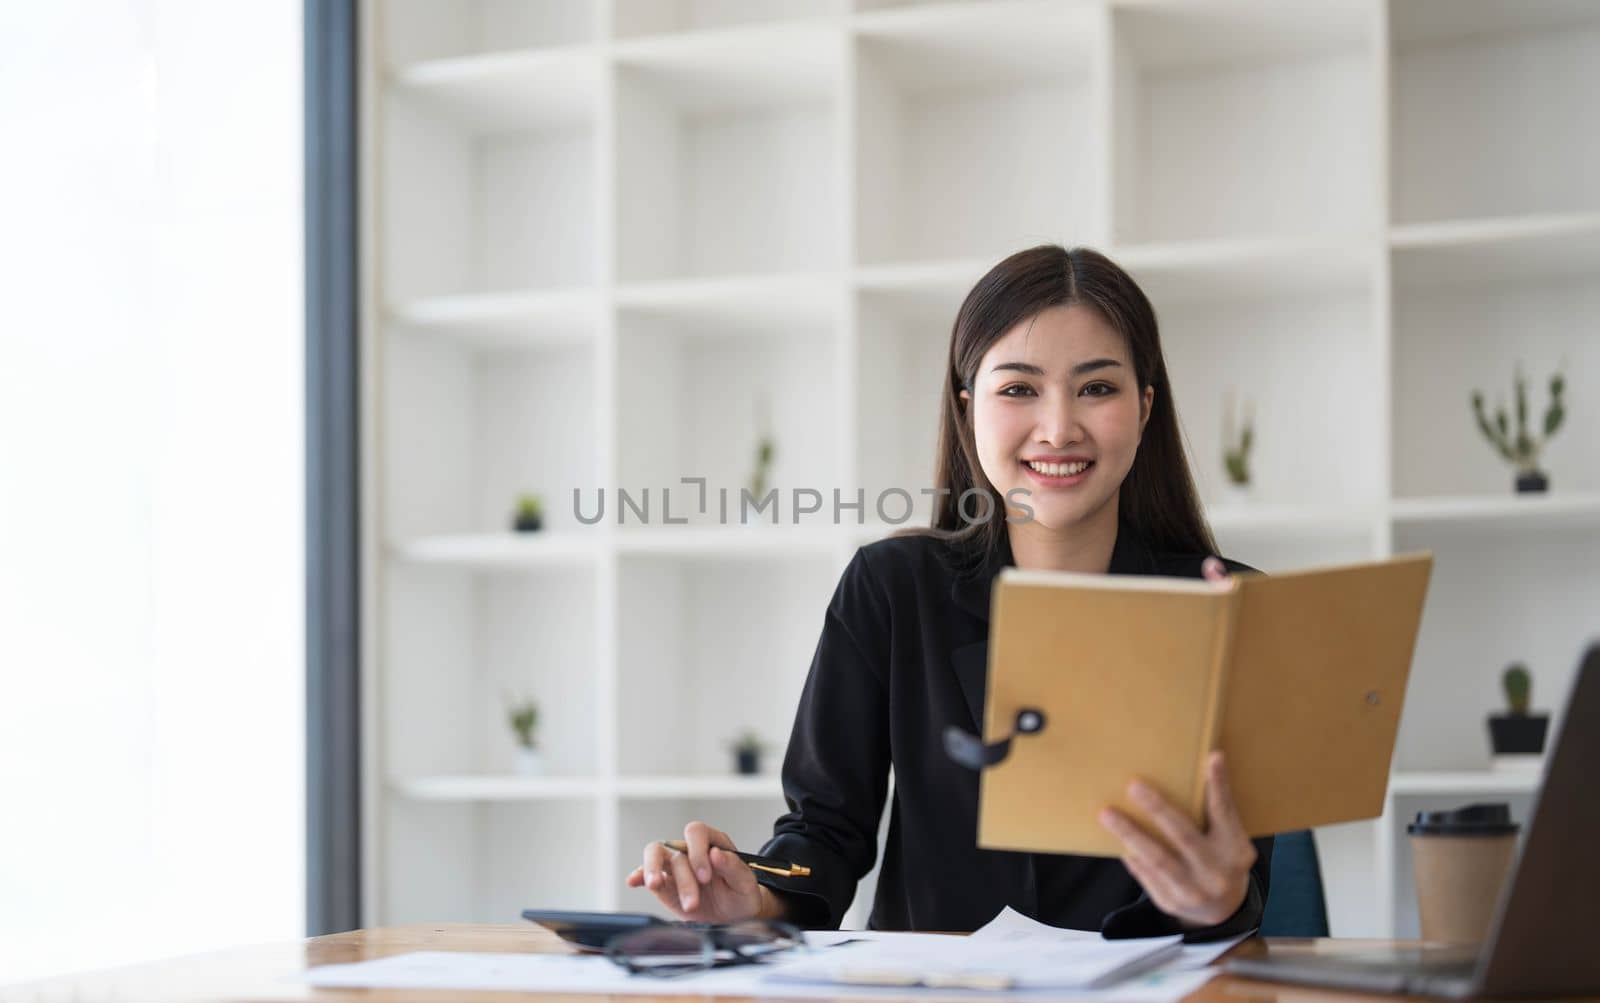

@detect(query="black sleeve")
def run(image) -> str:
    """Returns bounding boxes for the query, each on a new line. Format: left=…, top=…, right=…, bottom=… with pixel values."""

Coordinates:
left=753, top=548, right=893, bottom=930
left=1100, top=834, right=1275, bottom=942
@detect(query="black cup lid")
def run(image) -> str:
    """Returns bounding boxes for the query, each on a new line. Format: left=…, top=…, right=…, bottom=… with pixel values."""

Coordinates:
left=1407, top=802, right=1519, bottom=836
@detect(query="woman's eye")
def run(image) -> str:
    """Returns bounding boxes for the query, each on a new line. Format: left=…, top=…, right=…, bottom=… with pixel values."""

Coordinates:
left=1082, top=382, right=1116, bottom=397
left=998, top=384, right=1036, bottom=397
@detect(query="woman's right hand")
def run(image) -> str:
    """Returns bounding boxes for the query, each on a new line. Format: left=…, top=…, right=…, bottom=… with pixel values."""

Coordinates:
left=624, top=820, right=772, bottom=924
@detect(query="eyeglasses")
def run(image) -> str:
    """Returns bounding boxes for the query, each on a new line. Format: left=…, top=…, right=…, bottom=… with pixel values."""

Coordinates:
left=605, top=919, right=809, bottom=978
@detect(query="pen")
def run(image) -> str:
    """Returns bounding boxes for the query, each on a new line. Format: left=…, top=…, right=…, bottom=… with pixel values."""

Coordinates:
left=659, top=839, right=812, bottom=878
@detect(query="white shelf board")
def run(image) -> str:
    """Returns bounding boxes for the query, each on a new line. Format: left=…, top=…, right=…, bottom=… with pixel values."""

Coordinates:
left=1207, top=503, right=1376, bottom=537
left=616, top=775, right=784, bottom=799
left=616, top=272, right=841, bottom=334
left=1390, top=0, right=1600, bottom=47
left=853, top=0, right=1097, bottom=87
left=612, top=20, right=842, bottom=113
left=855, top=258, right=992, bottom=291
left=615, top=526, right=846, bottom=559
left=390, top=533, right=602, bottom=568
left=1389, top=770, right=1541, bottom=796
left=1113, top=237, right=1373, bottom=303
left=390, top=45, right=601, bottom=132
left=1113, top=0, right=1373, bottom=68
left=387, top=288, right=598, bottom=349
left=1389, top=493, right=1600, bottom=532
left=1390, top=213, right=1600, bottom=287
left=391, top=775, right=602, bottom=801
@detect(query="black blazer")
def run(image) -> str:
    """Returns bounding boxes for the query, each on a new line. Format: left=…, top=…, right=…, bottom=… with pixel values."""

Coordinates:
left=754, top=521, right=1274, bottom=941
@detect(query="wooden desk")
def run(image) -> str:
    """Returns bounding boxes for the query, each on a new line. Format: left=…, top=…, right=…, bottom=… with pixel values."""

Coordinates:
left=11, top=926, right=1597, bottom=1003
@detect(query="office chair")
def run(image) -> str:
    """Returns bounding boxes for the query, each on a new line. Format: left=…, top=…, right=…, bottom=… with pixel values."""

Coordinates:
left=1260, top=829, right=1330, bottom=937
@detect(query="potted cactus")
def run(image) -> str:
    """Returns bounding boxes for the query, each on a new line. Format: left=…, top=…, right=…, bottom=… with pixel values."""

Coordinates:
left=512, top=493, right=544, bottom=532
left=1470, top=366, right=1565, bottom=493
left=727, top=731, right=767, bottom=776
left=1220, top=391, right=1254, bottom=502
left=507, top=696, right=542, bottom=775
left=1487, top=663, right=1548, bottom=767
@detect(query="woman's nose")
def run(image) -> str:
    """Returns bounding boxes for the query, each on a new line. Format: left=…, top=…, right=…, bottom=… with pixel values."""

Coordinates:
left=1036, top=395, right=1084, bottom=445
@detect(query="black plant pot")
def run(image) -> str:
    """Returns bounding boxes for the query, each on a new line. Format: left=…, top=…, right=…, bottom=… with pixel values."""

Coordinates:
left=735, top=750, right=761, bottom=775
left=1487, top=713, right=1548, bottom=755
left=513, top=513, right=543, bottom=532
left=1515, top=470, right=1549, bottom=494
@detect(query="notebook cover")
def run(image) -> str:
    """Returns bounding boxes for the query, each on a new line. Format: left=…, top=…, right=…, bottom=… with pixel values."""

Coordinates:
left=976, top=553, right=1432, bottom=857
left=978, top=573, right=1234, bottom=857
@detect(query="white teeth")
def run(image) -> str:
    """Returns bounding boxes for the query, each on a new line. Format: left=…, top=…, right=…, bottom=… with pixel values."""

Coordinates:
left=1026, top=460, right=1090, bottom=477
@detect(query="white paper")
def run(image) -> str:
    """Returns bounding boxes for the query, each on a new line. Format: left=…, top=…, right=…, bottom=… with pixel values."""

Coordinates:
left=303, top=949, right=1216, bottom=1001
left=764, top=930, right=1181, bottom=990
left=972, top=906, right=1252, bottom=971
left=302, top=907, right=1243, bottom=999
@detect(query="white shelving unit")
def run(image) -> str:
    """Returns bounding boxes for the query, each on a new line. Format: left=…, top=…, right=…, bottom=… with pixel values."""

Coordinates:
left=361, top=0, right=1600, bottom=938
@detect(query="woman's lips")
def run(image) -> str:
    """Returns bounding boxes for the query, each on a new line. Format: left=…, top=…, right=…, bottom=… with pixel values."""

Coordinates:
left=1020, top=459, right=1093, bottom=487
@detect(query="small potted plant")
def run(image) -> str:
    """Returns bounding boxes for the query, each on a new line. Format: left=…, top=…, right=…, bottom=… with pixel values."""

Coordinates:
left=728, top=731, right=767, bottom=776
left=744, top=394, right=776, bottom=526
left=512, top=493, right=544, bottom=532
left=1220, top=391, right=1254, bottom=503
left=1471, top=365, right=1565, bottom=493
left=1487, top=663, right=1549, bottom=770
left=507, top=696, right=542, bottom=776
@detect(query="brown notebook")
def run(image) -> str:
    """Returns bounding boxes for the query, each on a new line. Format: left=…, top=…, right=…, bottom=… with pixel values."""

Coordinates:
left=977, top=552, right=1434, bottom=857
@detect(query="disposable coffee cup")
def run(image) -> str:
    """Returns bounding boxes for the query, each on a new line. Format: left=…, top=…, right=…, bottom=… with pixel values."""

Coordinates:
left=1407, top=803, right=1519, bottom=944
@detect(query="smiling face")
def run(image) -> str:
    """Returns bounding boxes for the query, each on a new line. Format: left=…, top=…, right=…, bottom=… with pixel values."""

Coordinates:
left=959, top=303, right=1154, bottom=533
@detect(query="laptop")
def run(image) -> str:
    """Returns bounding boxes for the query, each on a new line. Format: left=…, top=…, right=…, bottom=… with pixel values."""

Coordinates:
left=1225, top=642, right=1600, bottom=999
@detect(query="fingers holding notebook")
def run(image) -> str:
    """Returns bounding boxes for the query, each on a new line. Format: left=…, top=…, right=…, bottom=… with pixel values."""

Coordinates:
left=1098, top=751, right=1255, bottom=928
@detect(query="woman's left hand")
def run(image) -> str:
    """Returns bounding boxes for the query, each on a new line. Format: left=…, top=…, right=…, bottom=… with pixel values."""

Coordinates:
left=1096, top=556, right=1257, bottom=929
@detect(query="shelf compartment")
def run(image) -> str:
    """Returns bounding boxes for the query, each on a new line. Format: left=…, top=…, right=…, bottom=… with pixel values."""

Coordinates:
left=383, top=52, right=598, bottom=302
left=384, top=335, right=600, bottom=538
left=1109, top=0, right=1377, bottom=244
left=1390, top=264, right=1598, bottom=499
left=855, top=283, right=966, bottom=528
left=1157, top=283, right=1380, bottom=511
left=613, top=0, right=845, bottom=39
left=616, top=555, right=840, bottom=778
left=614, top=310, right=840, bottom=529
left=613, top=22, right=843, bottom=282
left=381, top=0, right=597, bottom=66
left=854, top=0, right=1101, bottom=264
left=384, top=564, right=601, bottom=782
left=1390, top=0, right=1600, bottom=225
left=1387, top=530, right=1597, bottom=772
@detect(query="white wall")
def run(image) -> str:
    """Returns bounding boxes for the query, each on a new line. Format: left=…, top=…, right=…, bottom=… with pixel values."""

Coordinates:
left=0, top=0, right=304, bottom=985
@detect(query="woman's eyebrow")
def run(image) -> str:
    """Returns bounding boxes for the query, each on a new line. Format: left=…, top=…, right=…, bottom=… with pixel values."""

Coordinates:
left=990, top=358, right=1123, bottom=377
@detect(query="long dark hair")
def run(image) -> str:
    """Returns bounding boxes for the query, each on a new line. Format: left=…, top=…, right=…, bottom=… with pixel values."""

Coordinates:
left=905, top=244, right=1217, bottom=567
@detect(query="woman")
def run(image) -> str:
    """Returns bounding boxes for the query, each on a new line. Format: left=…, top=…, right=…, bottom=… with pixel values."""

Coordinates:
left=624, top=245, right=1273, bottom=940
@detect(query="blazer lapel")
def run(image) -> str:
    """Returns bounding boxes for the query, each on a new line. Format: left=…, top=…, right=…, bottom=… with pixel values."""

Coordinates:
left=947, top=531, right=1011, bottom=732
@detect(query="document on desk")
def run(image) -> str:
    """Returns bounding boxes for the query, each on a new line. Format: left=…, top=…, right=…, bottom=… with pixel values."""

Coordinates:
left=971, top=907, right=1251, bottom=971
left=303, top=908, right=1235, bottom=999
left=766, top=927, right=1181, bottom=990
